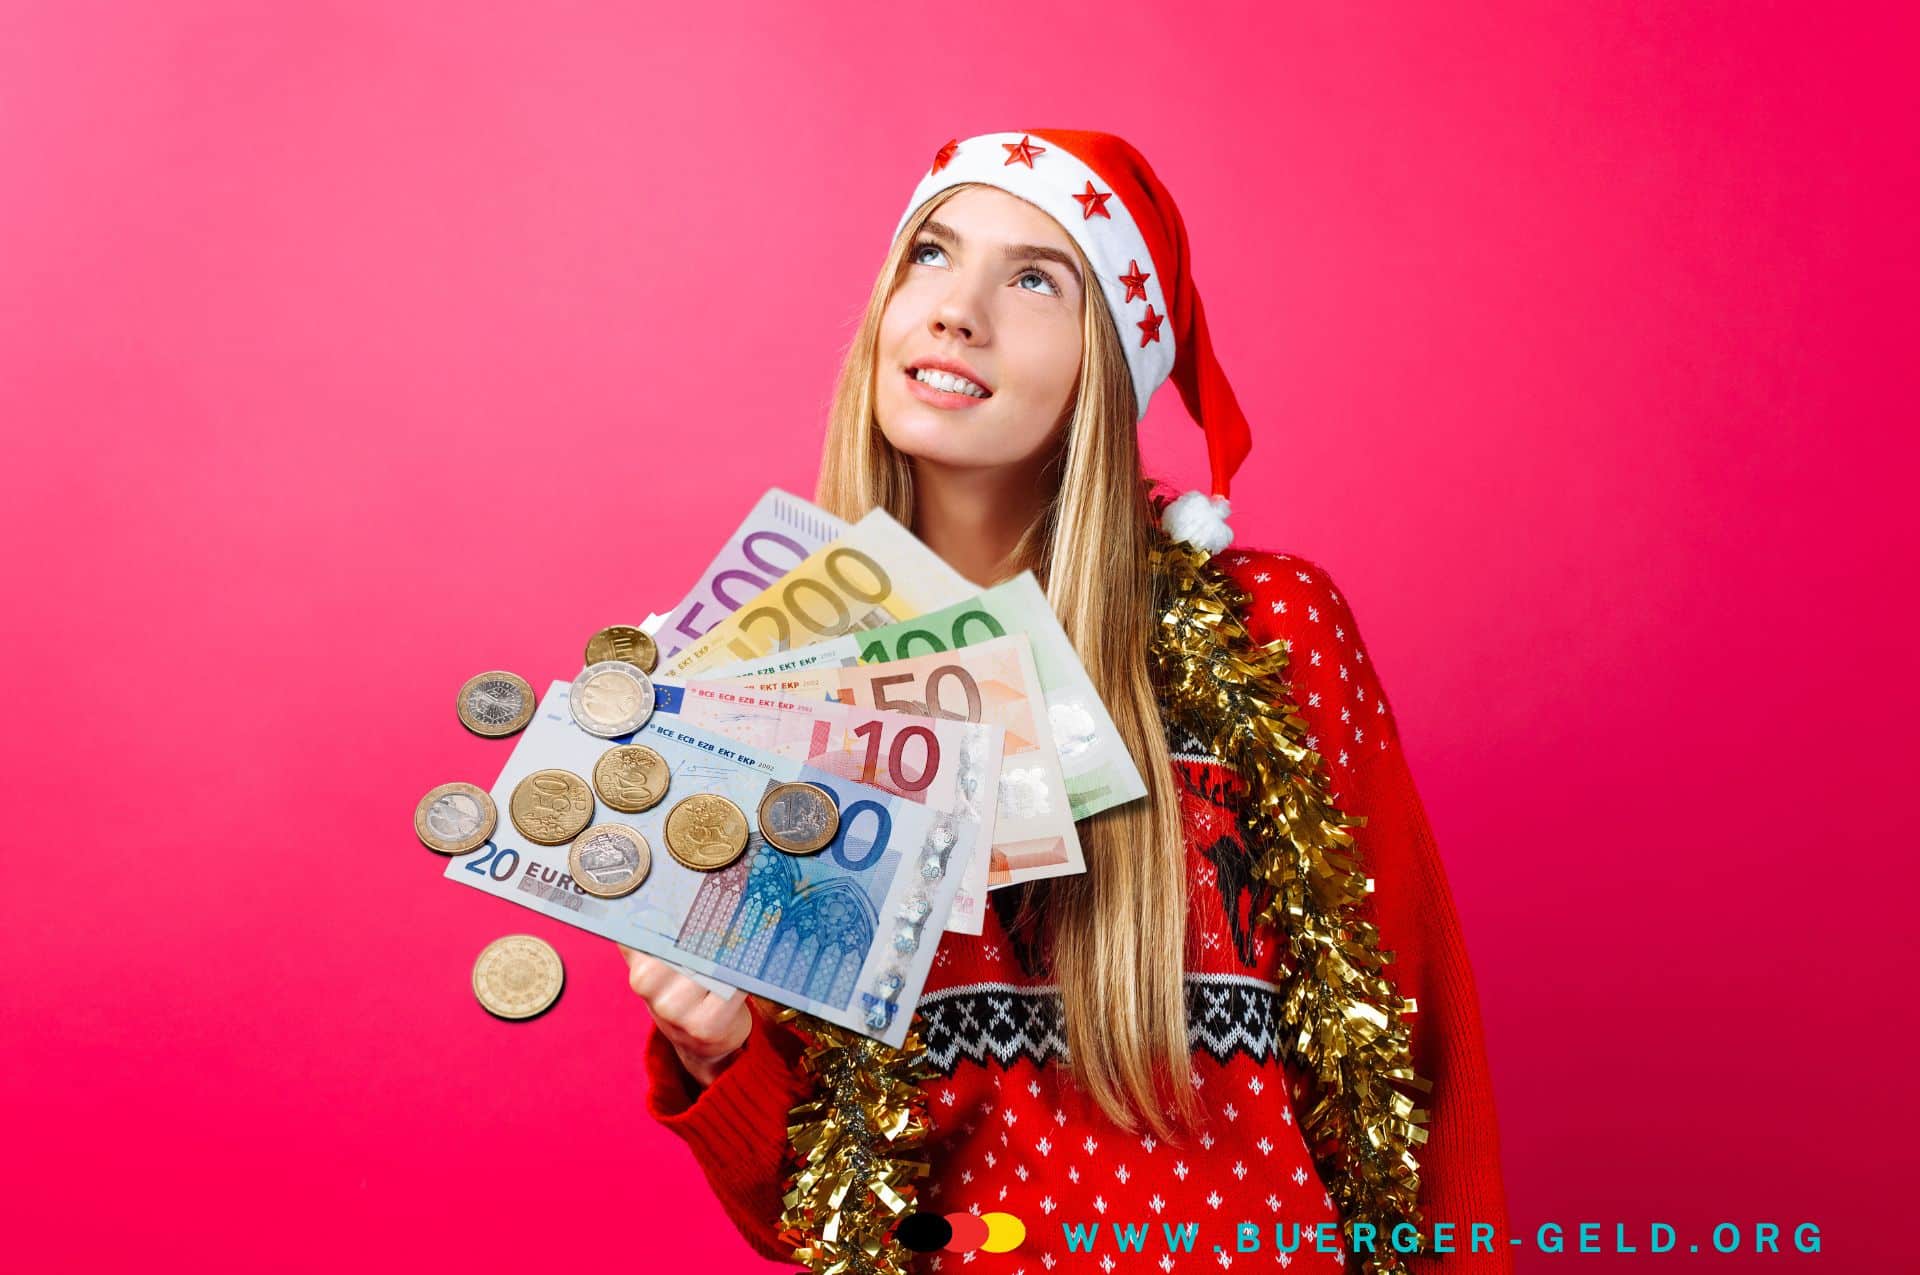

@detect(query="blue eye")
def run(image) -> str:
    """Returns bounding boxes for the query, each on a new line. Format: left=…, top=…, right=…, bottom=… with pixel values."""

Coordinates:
left=1016, top=267, right=1062, bottom=297
left=911, top=238, right=1063, bottom=297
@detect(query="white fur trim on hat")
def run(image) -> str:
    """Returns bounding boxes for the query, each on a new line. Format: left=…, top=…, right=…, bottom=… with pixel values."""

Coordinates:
left=1161, top=489, right=1234, bottom=555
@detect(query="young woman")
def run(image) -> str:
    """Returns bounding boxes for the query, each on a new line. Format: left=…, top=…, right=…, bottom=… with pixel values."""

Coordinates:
left=621, top=129, right=1513, bottom=1273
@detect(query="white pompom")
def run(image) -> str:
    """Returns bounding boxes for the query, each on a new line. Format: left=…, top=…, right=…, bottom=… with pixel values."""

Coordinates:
left=1160, top=489, right=1234, bottom=555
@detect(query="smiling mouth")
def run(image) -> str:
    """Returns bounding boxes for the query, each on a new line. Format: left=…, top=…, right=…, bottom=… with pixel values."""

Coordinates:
left=905, top=367, right=994, bottom=399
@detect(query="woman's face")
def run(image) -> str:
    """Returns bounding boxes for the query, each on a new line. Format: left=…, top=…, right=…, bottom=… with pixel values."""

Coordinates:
left=874, top=185, right=1086, bottom=474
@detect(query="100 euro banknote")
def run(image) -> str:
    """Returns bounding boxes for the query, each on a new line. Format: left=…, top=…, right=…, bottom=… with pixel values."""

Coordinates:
left=442, top=681, right=977, bottom=1047
left=706, top=633, right=1085, bottom=889
left=655, top=678, right=1004, bottom=935
left=651, top=487, right=847, bottom=663
left=662, top=507, right=976, bottom=677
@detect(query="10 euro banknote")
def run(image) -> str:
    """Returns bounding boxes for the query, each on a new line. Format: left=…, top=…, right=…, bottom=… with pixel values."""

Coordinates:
left=652, top=679, right=1004, bottom=935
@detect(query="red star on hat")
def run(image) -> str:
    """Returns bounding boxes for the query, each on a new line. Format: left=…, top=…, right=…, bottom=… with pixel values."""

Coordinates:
left=931, top=138, right=959, bottom=174
left=1001, top=134, right=1047, bottom=167
left=1072, top=180, right=1114, bottom=220
left=1119, top=259, right=1150, bottom=303
left=1137, top=303, right=1165, bottom=347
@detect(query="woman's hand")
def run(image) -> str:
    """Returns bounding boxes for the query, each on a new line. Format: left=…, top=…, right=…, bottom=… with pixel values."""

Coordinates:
left=618, top=943, right=753, bottom=1090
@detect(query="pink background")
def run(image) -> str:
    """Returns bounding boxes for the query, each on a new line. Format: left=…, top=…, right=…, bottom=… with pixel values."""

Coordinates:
left=2, top=3, right=1911, bottom=1270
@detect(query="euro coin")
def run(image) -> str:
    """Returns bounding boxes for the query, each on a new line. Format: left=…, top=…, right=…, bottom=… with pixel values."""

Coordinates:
left=471, top=934, right=564, bottom=1020
left=457, top=670, right=536, bottom=737
left=569, top=661, right=655, bottom=737
left=757, top=781, right=839, bottom=854
left=413, top=781, right=496, bottom=854
left=585, top=624, right=658, bottom=674
left=509, top=768, right=594, bottom=845
left=664, top=793, right=750, bottom=871
left=592, top=743, right=671, bottom=813
left=568, top=823, right=652, bottom=898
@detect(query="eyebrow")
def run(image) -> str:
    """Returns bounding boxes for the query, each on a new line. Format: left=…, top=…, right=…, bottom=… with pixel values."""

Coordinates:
left=920, top=219, right=1083, bottom=291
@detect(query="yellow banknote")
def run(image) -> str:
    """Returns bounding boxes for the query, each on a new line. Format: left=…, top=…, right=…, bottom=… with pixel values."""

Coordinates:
left=662, top=508, right=976, bottom=677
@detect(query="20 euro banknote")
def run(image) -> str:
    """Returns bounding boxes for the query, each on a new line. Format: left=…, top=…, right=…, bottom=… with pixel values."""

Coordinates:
left=442, top=681, right=978, bottom=1047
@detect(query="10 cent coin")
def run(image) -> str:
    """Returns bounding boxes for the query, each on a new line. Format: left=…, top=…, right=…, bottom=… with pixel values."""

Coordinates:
left=471, top=934, right=564, bottom=1020
left=509, top=768, right=595, bottom=845
left=585, top=624, right=658, bottom=674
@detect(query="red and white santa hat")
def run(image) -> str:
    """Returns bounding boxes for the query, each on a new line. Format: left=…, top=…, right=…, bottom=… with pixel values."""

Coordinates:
left=893, top=129, right=1253, bottom=554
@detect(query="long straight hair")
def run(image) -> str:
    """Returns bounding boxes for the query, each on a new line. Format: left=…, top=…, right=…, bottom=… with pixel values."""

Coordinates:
left=815, top=183, right=1204, bottom=1141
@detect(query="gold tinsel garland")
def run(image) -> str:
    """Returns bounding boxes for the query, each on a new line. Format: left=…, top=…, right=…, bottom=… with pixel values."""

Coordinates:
left=769, top=1006, right=938, bottom=1275
left=770, top=532, right=1432, bottom=1275
left=1147, top=532, right=1432, bottom=1274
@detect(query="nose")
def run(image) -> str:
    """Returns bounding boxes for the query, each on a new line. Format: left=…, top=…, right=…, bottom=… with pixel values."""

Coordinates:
left=930, top=275, right=989, bottom=343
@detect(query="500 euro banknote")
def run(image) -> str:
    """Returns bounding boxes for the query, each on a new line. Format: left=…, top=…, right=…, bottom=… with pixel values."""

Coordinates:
left=652, top=679, right=1004, bottom=935
left=443, top=681, right=978, bottom=1047
left=650, top=487, right=847, bottom=663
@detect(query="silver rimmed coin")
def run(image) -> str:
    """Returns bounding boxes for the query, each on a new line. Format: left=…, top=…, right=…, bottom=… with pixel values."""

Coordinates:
left=585, top=624, right=658, bottom=675
left=568, top=823, right=652, bottom=899
left=413, top=781, right=496, bottom=854
left=663, top=792, right=750, bottom=872
left=757, top=781, right=839, bottom=855
left=569, top=660, right=655, bottom=738
left=457, top=670, right=536, bottom=737
left=471, top=934, right=564, bottom=1020
left=592, top=743, right=671, bottom=813
left=509, top=768, right=595, bottom=846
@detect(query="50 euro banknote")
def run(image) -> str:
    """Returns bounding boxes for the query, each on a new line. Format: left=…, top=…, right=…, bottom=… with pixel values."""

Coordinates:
left=650, top=487, right=847, bottom=664
left=652, top=678, right=1004, bottom=935
left=443, top=680, right=978, bottom=1048
left=703, top=633, right=1085, bottom=889
left=661, top=507, right=976, bottom=677
left=708, top=573, right=1148, bottom=823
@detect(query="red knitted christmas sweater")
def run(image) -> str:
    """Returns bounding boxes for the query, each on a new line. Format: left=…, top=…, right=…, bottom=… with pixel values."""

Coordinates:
left=642, top=549, right=1513, bottom=1273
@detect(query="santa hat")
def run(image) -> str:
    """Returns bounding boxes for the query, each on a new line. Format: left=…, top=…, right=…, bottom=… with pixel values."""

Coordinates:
left=892, top=130, right=1253, bottom=555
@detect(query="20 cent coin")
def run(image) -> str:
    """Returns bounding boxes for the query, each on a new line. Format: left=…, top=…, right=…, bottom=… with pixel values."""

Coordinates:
left=592, top=743, right=671, bottom=813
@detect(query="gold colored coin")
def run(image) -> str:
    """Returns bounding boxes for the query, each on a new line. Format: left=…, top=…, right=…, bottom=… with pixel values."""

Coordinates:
left=457, top=670, right=536, bottom=737
left=592, top=744, right=671, bottom=813
left=757, top=782, right=840, bottom=855
left=471, top=934, right=564, bottom=1020
left=663, top=793, right=751, bottom=872
left=413, top=781, right=497, bottom=854
left=509, top=768, right=595, bottom=845
left=585, top=624, right=658, bottom=674
left=568, top=823, right=652, bottom=899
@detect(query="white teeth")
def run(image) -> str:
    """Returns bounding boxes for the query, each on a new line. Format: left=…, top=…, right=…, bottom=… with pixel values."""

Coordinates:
left=913, top=367, right=988, bottom=397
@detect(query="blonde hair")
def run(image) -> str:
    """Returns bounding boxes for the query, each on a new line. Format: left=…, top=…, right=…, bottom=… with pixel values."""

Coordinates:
left=815, top=183, right=1203, bottom=1141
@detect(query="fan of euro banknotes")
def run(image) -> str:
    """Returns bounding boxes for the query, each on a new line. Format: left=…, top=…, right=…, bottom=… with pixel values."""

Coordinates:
left=415, top=487, right=1147, bottom=1048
